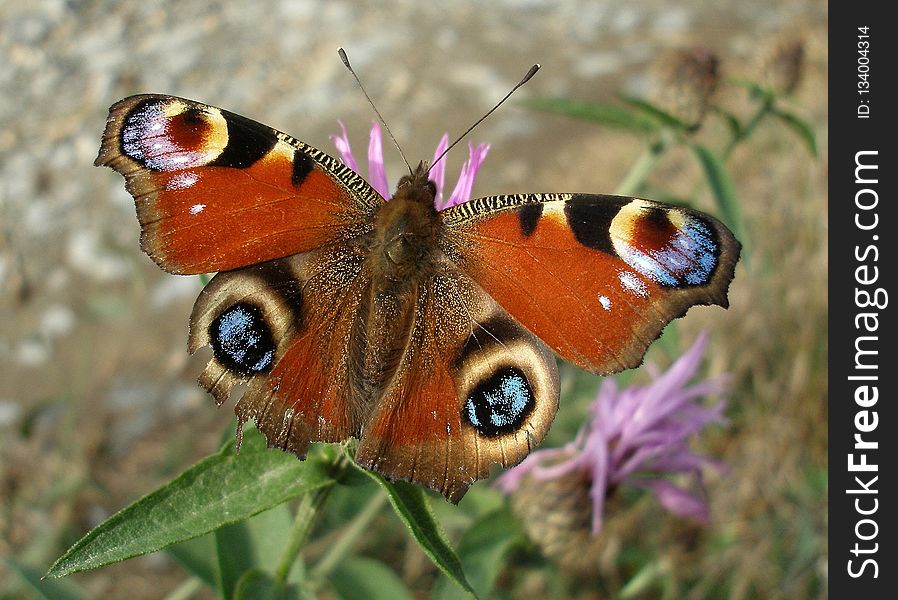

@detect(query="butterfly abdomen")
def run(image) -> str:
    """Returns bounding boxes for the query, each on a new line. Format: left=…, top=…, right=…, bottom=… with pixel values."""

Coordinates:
left=347, top=280, right=419, bottom=433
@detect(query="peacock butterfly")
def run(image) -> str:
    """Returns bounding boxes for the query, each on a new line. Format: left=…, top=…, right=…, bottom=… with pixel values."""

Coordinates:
left=95, top=89, right=739, bottom=502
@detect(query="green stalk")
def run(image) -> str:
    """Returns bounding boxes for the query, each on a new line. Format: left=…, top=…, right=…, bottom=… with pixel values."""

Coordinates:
left=721, top=95, right=775, bottom=160
left=615, top=138, right=669, bottom=197
left=274, top=486, right=335, bottom=583
left=274, top=453, right=350, bottom=583
left=687, top=93, right=775, bottom=203
left=310, top=491, right=390, bottom=582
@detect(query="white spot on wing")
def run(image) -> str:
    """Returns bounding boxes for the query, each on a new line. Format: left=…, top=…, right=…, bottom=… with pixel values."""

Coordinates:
left=618, top=271, right=648, bottom=297
left=598, top=295, right=612, bottom=310
left=189, top=203, right=206, bottom=215
left=167, top=172, right=200, bottom=190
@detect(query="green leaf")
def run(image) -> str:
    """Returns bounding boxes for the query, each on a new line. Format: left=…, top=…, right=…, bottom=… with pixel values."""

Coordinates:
left=47, top=427, right=335, bottom=579
left=167, top=534, right=218, bottom=589
left=330, top=557, right=416, bottom=600
left=771, top=108, right=817, bottom=157
left=521, top=97, right=659, bottom=133
left=3, top=559, right=88, bottom=600
left=362, top=471, right=476, bottom=598
left=689, top=143, right=746, bottom=246
left=216, top=503, right=295, bottom=598
left=617, top=95, right=692, bottom=131
left=435, top=508, right=524, bottom=600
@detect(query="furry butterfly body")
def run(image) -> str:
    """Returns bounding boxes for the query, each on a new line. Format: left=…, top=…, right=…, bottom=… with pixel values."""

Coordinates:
left=96, top=94, right=739, bottom=502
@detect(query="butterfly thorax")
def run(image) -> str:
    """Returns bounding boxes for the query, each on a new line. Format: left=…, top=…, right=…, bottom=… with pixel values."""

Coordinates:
left=347, top=165, right=443, bottom=427
left=369, top=164, right=441, bottom=283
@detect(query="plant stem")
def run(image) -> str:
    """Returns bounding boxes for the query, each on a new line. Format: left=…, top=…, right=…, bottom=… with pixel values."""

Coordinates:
left=615, top=138, right=668, bottom=197
left=162, top=576, right=202, bottom=600
left=274, top=453, right=349, bottom=583
left=310, top=491, right=390, bottom=582
left=721, top=96, right=774, bottom=160
left=274, top=486, right=334, bottom=583
left=688, top=94, right=775, bottom=203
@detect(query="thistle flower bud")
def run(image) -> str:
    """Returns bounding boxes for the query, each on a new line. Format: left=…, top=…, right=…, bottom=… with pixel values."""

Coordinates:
left=649, top=47, right=721, bottom=130
left=756, top=36, right=805, bottom=95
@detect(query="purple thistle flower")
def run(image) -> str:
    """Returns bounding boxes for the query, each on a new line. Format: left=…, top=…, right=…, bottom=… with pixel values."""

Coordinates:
left=496, top=332, right=729, bottom=536
left=330, top=121, right=490, bottom=210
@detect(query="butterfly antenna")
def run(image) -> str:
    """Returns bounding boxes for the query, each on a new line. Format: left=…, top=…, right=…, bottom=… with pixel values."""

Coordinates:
left=338, top=47, right=413, bottom=174
left=428, top=63, right=540, bottom=175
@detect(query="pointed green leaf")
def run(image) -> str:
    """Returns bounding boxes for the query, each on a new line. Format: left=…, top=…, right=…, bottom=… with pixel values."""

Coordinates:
left=617, top=95, right=692, bottom=131
left=47, top=427, right=335, bottom=579
left=521, top=97, right=659, bottom=133
left=772, top=108, right=817, bottom=157
left=619, top=559, right=669, bottom=599
left=330, top=557, right=416, bottom=600
left=362, top=471, right=476, bottom=598
left=689, top=143, right=746, bottom=246
left=3, top=559, right=88, bottom=600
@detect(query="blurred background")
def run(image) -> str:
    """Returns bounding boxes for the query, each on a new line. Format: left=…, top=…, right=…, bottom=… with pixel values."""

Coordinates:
left=1, top=0, right=827, bottom=598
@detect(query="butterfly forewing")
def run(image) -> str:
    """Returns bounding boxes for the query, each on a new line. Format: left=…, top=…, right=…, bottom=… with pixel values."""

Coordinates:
left=441, top=193, right=740, bottom=374
left=95, top=94, right=383, bottom=274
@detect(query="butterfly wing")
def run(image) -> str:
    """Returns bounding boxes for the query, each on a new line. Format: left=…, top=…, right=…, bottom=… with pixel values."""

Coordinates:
left=188, top=244, right=372, bottom=456
left=96, top=94, right=383, bottom=274
left=441, top=193, right=740, bottom=374
left=355, top=265, right=559, bottom=503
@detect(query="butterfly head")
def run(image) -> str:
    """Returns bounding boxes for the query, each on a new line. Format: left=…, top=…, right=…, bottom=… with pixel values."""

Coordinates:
left=370, top=161, right=442, bottom=282
left=392, top=160, right=438, bottom=207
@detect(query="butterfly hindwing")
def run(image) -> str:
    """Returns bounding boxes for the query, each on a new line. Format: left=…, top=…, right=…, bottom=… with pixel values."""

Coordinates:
left=355, top=265, right=559, bottom=502
left=96, top=94, right=383, bottom=274
left=441, top=193, right=740, bottom=374
left=189, top=245, right=560, bottom=502
left=188, top=245, right=370, bottom=457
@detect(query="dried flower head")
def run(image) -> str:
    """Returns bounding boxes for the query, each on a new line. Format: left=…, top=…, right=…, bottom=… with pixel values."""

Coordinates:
left=649, top=47, right=721, bottom=130
left=757, top=35, right=806, bottom=95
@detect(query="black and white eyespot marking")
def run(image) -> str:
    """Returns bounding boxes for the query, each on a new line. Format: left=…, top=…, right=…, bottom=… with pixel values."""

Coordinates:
left=209, top=110, right=278, bottom=169
left=120, top=99, right=166, bottom=167
left=463, top=367, right=535, bottom=437
left=209, top=302, right=276, bottom=376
